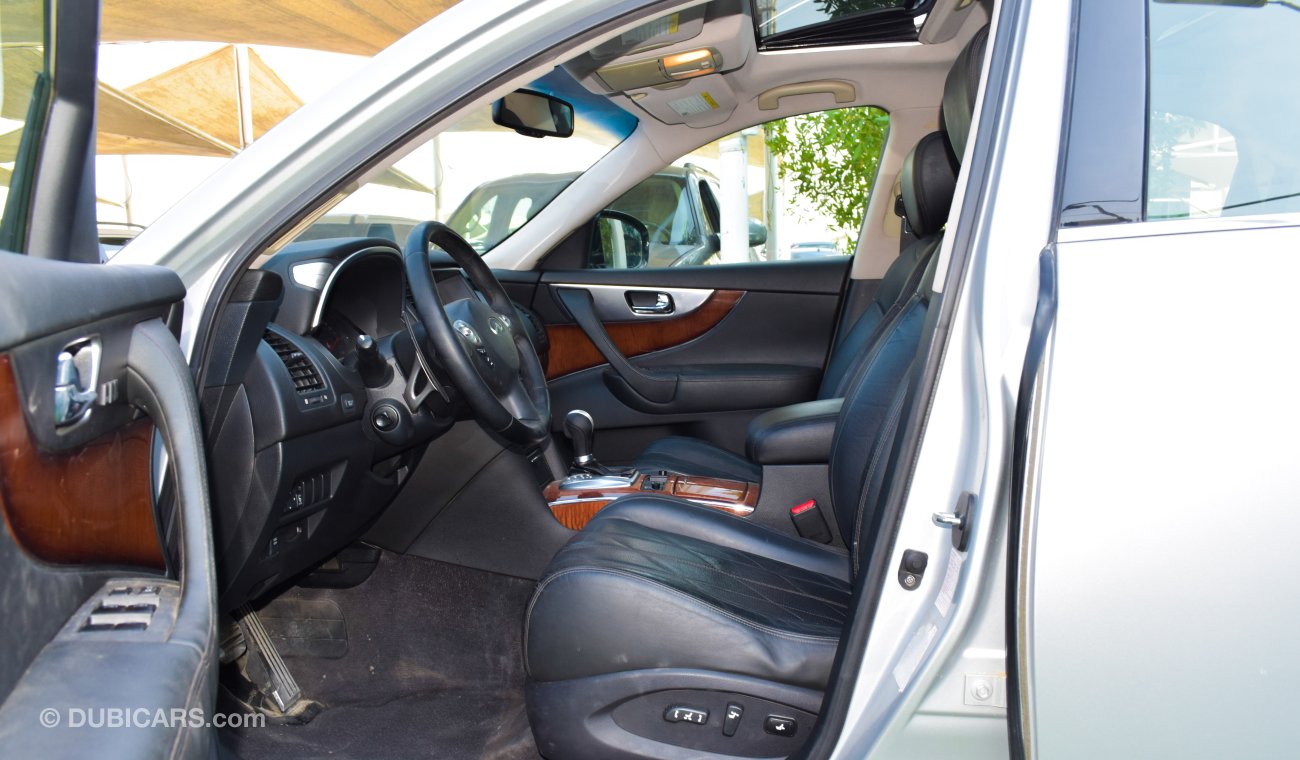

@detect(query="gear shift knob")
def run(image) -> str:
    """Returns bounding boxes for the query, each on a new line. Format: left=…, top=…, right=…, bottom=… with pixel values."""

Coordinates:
left=564, top=409, right=595, bottom=465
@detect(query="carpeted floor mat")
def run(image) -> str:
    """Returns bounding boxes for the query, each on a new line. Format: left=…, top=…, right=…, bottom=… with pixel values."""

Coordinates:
left=221, top=551, right=540, bottom=759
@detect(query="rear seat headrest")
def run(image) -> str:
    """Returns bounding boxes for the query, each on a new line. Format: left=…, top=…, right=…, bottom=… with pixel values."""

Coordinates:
left=941, top=25, right=989, bottom=161
left=900, top=131, right=959, bottom=237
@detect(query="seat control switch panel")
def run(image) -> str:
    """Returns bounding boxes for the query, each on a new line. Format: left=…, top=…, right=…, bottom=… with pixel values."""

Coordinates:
left=664, top=705, right=708, bottom=725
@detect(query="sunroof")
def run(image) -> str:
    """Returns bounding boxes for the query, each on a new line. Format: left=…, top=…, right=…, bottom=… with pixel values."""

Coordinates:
left=754, top=0, right=932, bottom=49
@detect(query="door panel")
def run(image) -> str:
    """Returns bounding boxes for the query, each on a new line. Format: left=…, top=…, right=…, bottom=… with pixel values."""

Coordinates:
left=0, top=360, right=160, bottom=567
left=0, top=254, right=218, bottom=758
left=1027, top=227, right=1300, bottom=758
left=544, top=288, right=742, bottom=379
left=534, top=258, right=850, bottom=464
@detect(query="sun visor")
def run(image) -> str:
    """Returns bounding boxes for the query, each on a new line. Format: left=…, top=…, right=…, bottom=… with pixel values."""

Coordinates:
left=588, top=6, right=708, bottom=62
left=589, top=10, right=750, bottom=94
left=623, top=73, right=737, bottom=128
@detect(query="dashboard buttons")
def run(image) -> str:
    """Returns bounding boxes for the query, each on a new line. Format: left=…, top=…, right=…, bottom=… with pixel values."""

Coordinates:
left=664, top=705, right=708, bottom=725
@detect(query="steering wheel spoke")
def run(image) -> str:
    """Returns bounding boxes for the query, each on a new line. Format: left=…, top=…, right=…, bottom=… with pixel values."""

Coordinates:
left=403, top=222, right=551, bottom=448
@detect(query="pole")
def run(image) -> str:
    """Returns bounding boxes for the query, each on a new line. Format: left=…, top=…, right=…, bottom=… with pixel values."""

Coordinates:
left=718, top=134, right=749, bottom=264
left=234, top=44, right=255, bottom=149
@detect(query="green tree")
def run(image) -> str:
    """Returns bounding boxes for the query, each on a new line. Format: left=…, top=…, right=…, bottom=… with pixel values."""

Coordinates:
left=815, top=0, right=906, bottom=18
left=764, top=107, right=890, bottom=242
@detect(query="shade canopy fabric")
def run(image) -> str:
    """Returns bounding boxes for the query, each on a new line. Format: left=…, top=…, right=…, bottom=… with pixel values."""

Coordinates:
left=1, top=1, right=459, bottom=56
left=0, top=44, right=432, bottom=194
left=102, top=0, right=459, bottom=56
left=123, top=45, right=300, bottom=149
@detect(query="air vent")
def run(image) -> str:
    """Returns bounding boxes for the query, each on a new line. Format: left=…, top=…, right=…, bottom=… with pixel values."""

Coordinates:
left=265, top=331, right=326, bottom=394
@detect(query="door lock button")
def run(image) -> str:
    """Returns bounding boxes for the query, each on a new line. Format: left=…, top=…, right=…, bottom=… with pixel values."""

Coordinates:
left=664, top=705, right=708, bottom=725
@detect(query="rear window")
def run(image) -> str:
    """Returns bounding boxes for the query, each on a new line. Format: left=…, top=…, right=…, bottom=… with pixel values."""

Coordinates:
left=1147, top=0, right=1300, bottom=219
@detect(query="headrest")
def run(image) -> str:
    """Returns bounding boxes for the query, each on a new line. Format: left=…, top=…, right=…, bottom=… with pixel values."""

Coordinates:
left=941, top=25, right=989, bottom=161
left=900, top=131, right=959, bottom=237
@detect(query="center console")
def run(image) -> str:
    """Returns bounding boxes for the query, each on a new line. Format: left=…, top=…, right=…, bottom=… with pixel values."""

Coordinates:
left=544, top=470, right=760, bottom=530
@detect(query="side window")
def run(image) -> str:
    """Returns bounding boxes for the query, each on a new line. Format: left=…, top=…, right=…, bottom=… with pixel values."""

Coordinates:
left=590, top=105, right=888, bottom=269
left=0, top=1, right=52, bottom=251
left=1147, top=1, right=1300, bottom=220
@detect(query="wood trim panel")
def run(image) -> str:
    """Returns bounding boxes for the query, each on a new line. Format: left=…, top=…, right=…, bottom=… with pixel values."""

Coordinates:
left=548, top=499, right=613, bottom=531
left=544, top=289, right=744, bottom=379
left=544, top=472, right=759, bottom=531
left=0, top=355, right=163, bottom=568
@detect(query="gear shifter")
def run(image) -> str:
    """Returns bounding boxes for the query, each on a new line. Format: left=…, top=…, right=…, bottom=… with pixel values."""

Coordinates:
left=564, top=409, right=600, bottom=473
left=559, top=409, right=637, bottom=490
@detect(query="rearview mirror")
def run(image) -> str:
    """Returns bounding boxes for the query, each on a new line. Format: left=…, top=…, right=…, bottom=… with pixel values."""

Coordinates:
left=748, top=219, right=768, bottom=248
left=590, top=211, right=649, bottom=269
left=492, top=89, right=575, bottom=138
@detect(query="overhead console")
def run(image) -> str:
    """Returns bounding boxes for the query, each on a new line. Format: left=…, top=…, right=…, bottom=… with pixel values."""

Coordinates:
left=565, top=1, right=753, bottom=128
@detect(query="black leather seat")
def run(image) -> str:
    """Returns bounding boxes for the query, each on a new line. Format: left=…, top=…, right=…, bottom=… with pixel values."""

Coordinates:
left=632, top=130, right=959, bottom=482
left=526, top=252, right=938, bottom=758
left=526, top=497, right=851, bottom=690
left=525, top=27, right=988, bottom=760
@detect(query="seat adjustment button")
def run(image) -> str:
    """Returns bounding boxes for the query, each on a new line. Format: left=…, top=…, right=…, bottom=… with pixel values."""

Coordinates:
left=664, top=705, right=708, bottom=725
left=764, top=715, right=797, bottom=736
left=722, top=702, right=743, bottom=737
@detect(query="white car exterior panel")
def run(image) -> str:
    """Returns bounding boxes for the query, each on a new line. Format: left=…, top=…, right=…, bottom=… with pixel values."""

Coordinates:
left=1029, top=223, right=1300, bottom=758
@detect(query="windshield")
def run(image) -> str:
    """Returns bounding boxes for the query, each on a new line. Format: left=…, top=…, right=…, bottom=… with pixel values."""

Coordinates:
left=293, top=67, right=637, bottom=252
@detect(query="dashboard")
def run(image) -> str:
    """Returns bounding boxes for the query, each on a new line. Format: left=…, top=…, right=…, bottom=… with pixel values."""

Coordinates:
left=204, top=239, right=450, bottom=613
left=204, top=236, right=550, bottom=613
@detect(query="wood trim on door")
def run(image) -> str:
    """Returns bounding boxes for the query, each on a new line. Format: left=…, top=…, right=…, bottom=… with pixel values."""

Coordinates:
left=0, top=355, right=163, bottom=568
left=544, top=289, right=743, bottom=379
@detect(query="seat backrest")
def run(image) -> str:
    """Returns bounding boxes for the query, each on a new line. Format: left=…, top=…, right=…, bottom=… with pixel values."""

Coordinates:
left=827, top=255, right=938, bottom=574
left=818, top=131, right=959, bottom=399
left=826, top=25, right=988, bottom=573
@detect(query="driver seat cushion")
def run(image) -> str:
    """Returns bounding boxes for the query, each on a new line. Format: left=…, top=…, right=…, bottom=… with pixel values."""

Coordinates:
left=524, top=496, right=851, bottom=690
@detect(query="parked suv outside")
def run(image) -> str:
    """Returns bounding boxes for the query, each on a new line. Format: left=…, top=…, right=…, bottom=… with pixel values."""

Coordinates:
left=449, top=163, right=763, bottom=267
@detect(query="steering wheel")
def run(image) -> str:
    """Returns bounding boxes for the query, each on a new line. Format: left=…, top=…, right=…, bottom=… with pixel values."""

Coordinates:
left=403, top=222, right=550, bottom=448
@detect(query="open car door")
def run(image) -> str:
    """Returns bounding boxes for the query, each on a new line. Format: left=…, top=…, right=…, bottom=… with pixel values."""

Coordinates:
left=0, top=2, right=217, bottom=756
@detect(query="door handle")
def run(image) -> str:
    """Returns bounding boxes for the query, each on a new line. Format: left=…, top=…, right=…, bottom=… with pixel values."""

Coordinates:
left=627, top=291, right=674, bottom=315
left=54, top=337, right=102, bottom=427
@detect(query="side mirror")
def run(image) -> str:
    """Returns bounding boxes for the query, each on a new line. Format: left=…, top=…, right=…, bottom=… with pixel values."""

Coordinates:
left=748, top=219, right=768, bottom=248
left=492, top=89, right=574, bottom=138
left=590, top=211, right=650, bottom=269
